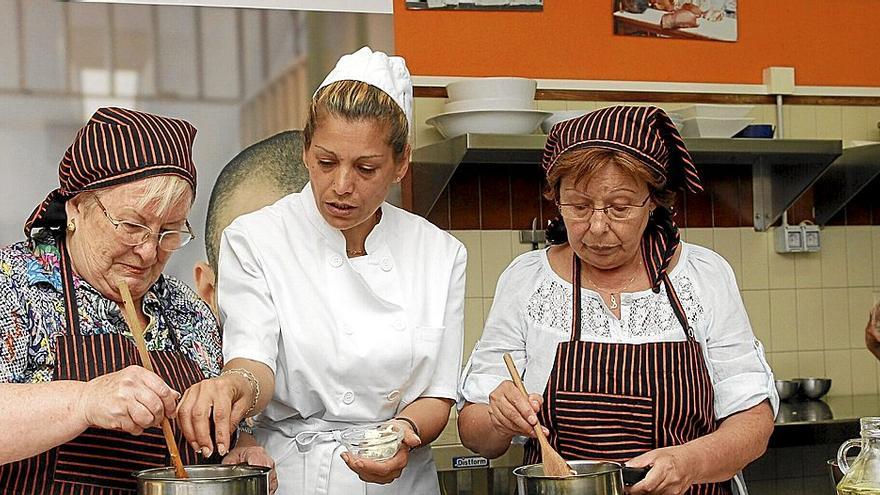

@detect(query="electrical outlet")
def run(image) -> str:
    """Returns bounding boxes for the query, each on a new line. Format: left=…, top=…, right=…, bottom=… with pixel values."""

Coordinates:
left=775, top=224, right=820, bottom=253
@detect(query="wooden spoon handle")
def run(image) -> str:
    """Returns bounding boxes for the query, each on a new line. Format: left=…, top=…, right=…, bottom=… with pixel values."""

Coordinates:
left=502, top=353, right=546, bottom=442
left=119, top=281, right=188, bottom=479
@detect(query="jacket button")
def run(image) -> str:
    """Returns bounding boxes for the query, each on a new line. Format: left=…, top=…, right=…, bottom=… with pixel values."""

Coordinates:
left=380, top=257, right=393, bottom=272
left=342, top=391, right=355, bottom=405
left=386, top=390, right=401, bottom=402
left=392, top=318, right=405, bottom=331
left=343, top=327, right=353, bottom=336
left=329, top=254, right=344, bottom=268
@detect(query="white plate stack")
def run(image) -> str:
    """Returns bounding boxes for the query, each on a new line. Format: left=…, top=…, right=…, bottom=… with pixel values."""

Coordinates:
left=426, top=77, right=551, bottom=139
left=669, top=104, right=754, bottom=138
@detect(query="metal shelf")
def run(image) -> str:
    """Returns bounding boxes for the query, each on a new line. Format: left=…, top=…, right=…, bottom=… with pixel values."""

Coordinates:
left=814, top=143, right=880, bottom=226
left=411, top=134, right=843, bottom=231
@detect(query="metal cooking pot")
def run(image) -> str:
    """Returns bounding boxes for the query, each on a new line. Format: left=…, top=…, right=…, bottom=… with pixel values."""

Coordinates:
left=514, top=460, right=649, bottom=495
left=135, top=464, right=270, bottom=495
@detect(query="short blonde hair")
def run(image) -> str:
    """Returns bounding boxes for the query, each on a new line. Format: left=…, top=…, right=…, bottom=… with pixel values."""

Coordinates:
left=303, top=80, right=409, bottom=163
left=80, top=174, right=193, bottom=218
left=544, top=147, right=675, bottom=209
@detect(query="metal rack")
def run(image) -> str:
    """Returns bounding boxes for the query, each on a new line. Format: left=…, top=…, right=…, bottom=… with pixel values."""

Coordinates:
left=411, top=134, right=845, bottom=231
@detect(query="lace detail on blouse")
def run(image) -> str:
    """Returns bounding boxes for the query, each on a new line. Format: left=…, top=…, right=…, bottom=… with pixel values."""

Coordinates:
left=526, top=274, right=704, bottom=339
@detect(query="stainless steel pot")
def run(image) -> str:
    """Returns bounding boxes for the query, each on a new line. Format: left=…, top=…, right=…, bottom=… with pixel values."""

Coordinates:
left=135, top=464, right=270, bottom=495
left=514, top=460, right=649, bottom=495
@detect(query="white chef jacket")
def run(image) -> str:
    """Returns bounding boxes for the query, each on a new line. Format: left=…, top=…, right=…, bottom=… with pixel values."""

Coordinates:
left=458, top=243, right=778, bottom=495
left=218, top=183, right=466, bottom=495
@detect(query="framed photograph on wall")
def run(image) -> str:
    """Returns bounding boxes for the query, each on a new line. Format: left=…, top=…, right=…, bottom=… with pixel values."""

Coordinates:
left=613, top=0, right=737, bottom=42
left=406, top=0, right=542, bottom=11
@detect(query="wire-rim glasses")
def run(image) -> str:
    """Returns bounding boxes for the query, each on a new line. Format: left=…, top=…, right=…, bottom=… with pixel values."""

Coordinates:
left=95, top=196, right=195, bottom=251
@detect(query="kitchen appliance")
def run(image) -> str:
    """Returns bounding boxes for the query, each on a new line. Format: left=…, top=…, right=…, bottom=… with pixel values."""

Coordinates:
left=514, top=460, right=648, bottom=495
left=837, top=417, right=880, bottom=494
left=136, top=464, right=271, bottom=495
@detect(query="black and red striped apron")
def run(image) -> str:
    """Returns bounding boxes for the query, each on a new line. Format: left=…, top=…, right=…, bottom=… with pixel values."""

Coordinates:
left=0, top=238, right=204, bottom=495
left=524, top=253, right=732, bottom=495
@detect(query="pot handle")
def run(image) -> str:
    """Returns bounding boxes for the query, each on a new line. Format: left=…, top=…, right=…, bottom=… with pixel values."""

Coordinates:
left=623, top=466, right=651, bottom=486
left=837, top=439, right=861, bottom=475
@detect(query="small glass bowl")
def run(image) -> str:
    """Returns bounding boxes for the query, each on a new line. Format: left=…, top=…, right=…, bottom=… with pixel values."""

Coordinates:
left=339, top=423, right=404, bottom=462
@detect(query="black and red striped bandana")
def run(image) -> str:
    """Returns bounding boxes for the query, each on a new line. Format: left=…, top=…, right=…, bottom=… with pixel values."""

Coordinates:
left=24, top=107, right=198, bottom=237
left=541, top=105, right=703, bottom=291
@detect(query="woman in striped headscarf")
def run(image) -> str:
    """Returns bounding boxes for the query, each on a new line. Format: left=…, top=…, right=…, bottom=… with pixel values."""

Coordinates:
left=0, top=107, right=274, bottom=494
left=458, top=106, right=777, bottom=495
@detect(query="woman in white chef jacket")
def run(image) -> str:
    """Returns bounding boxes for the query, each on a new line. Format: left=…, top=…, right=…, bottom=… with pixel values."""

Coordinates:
left=177, top=47, right=466, bottom=495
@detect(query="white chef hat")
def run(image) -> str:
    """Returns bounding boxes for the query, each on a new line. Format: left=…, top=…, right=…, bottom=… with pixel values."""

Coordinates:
left=316, top=46, right=413, bottom=132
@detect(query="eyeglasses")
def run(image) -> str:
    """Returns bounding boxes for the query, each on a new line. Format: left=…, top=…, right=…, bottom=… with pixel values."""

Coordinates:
left=556, top=195, right=652, bottom=222
left=95, top=196, right=195, bottom=251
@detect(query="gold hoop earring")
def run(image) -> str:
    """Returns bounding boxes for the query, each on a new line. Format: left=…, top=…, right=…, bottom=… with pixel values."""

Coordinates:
left=66, top=220, right=76, bottom=232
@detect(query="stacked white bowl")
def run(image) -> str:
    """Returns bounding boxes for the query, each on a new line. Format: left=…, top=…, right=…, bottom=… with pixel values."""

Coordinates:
left=670, top=104, right=754, bottom=138
left=426, top=77, right=551, bottom=139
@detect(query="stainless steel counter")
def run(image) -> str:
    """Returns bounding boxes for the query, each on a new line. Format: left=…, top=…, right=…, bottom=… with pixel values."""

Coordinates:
left=771, top=394, right=880, bottom=447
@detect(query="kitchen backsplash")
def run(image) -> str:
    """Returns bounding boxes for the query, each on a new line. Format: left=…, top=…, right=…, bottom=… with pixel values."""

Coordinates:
left=449, top=227, right=880, bottom=398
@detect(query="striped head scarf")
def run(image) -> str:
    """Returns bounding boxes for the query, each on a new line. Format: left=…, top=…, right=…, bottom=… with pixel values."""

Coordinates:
left=25, top=107, right=198, bottom=237
left=541, top=105, right=702, bottom=291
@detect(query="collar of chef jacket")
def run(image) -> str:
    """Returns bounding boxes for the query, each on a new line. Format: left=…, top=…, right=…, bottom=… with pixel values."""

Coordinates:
left=299, top=182, right=390, bottom=256
left=298, top=182, right=403, bottom=310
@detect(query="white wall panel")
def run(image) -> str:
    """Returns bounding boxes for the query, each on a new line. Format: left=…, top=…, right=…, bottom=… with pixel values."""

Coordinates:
left=67, top=3, right=111, bottom=95
left=0, top=0, right=20, bottom=89
left=22, top=1, right=66, bottom=92
left=156, top=6, right=199, bottom=98
left=200, top=7, right=239, bottom=99
left=112, top=4, right=157, bottom=97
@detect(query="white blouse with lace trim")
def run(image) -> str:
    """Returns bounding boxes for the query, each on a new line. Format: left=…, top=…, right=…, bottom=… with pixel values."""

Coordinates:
left=459, top=242, right=778, bottom=421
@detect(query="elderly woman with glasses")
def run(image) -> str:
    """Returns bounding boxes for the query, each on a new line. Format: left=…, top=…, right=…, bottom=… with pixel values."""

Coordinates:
left=0, top=107, right=272, bottom=494
left=458, top=106, right=778, bottom=495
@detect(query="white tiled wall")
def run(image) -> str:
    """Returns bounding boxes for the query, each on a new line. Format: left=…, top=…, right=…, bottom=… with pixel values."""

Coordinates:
left=450, top=227, right=880, bottom=398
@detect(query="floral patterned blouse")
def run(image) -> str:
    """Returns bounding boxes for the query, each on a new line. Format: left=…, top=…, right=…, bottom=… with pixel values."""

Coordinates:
left=0, top=233, right=222, bottom=384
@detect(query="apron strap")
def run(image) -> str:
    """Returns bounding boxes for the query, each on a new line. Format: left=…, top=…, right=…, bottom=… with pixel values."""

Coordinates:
left=661, top=272, right=694, bottom=339
left=570, top=250, right=693, bottom=341
left=571, top=252, right=582, bottom=342
left=57, top=236, right=81, bottom=336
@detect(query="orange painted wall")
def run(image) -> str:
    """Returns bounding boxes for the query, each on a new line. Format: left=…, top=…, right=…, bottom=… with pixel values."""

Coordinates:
left=393, top=0, right=880, bottom=87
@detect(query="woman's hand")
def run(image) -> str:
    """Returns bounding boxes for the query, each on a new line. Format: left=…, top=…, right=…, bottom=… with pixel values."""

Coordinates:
left=177, top=374, right=253, bottom=457
left=487, top=380, right=544, bottom=438
left=625, top=445, right=695, bottom=495
left=78, top=365, right=179, bottom=436
left=340, top=421, right=422, bottom=484
left=223, top=444, right=278, bottom=494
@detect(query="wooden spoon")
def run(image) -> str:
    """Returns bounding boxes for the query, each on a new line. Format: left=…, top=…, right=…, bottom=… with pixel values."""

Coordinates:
left=118, top=281, right=189, bottom=479
left=503, top=353, right=574, bottom=477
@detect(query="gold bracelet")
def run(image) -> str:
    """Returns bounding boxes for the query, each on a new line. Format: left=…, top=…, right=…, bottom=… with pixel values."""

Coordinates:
left=221, top=368, right=260, bottom=415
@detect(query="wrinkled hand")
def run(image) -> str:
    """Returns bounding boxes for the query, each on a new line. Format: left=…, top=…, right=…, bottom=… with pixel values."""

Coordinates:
left=487, top=380, right=545, bottom=438
left=78, top=365, right=179, bottom=436
left=626, top=446, right=695, bottom=495
left=223, top=445, right=278, bottom=494
left=178, top=375, right=252, bottom=458
left=340, top=422, right=422, bottom=484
